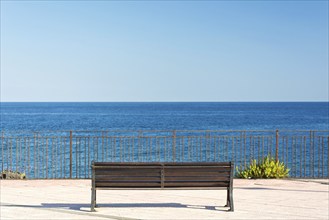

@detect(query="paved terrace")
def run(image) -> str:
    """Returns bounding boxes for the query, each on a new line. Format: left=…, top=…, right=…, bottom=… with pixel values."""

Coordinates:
left=1, top=179, right=328, bottom=220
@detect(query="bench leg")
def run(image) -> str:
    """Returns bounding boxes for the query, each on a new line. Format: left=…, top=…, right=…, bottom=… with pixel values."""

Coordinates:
left=225, top=188, right=230, bottom=207
left=91, top=188, right=96, bottom=212
left=229, top=188, right=234, bottom=212
left=224, top=188, right=234, bottom=211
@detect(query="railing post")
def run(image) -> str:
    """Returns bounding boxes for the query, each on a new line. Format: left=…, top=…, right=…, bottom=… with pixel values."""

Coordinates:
left=1, top=132, right=4, bottom=172
left=172, top=130, right=176, bottom=162
left=138, top=131, right=142, bottom=162
left=243, top=131, right=246, bottom=169
left=327, top=136, right=329, bottom=178
left=275, top=130, right=279, bottom=162
left=33, top=133, right=37, bottom=178
left=206, top=130, right=210, bottom=161
left=69, top=131, right=73, bottom=178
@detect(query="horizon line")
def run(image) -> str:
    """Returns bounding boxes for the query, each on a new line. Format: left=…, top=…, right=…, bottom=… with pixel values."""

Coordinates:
left=1, top=101, right=328, bottom=103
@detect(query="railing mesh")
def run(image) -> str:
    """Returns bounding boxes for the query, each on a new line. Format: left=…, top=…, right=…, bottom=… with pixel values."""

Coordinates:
left=1, top=130, right=328, bottom=179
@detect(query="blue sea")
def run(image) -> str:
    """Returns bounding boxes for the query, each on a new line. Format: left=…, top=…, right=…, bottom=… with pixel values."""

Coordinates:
left=0, top=102, right=328, bottom=131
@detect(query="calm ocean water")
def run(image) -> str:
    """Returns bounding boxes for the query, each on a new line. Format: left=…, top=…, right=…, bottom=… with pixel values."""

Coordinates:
left=1, top=102, right=328, bottom=131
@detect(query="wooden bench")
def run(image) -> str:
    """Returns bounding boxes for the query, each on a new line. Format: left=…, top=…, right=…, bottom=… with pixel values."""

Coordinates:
left=91, top=162, right=234, bottom=212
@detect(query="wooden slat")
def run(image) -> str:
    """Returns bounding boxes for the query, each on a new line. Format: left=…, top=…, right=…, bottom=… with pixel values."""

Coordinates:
left=94, top=166, right=162, bottom=169
left=164, top=171, right=231, bottom=176
left=96, top=182, right=228, bottom=188
left=95, top=169, right=161, bottom=175
left=164, top=167, right=231, bottom=172
left=94, top=168, right=230, bottom=172
left=95, top=167, right=161, bottom=172
left=93, top=162, right=231, bottom=166
left=93, top=162, right=162, bottom=166
left=164, top=182, right=229, bottom=187
left=96, top=186, right=161, bottom=189
left=95, top=172, right=161, bottom=177
left=95, top=182, right=161, bottom=187
left=95, top=187, right=228, bottom=190
left=162, top=162, right=231, bottom=166
left=95, top=176, right=161, bottom=181
left=164, top=166, right=230, bottom=169
left=165, top=176, right=230, bottom=181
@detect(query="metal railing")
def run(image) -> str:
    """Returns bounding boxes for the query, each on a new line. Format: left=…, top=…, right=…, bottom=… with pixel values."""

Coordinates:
left=1, top=130, right=328, bottom=179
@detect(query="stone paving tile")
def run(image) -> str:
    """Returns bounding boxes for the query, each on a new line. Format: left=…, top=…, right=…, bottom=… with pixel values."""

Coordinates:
left=0, top=179, right=328, bottom=220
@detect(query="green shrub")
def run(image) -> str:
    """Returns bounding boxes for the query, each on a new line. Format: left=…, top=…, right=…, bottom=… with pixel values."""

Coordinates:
left=236, top=156, right=289, bottom=179
left=1, top=170, right=26, bottom=179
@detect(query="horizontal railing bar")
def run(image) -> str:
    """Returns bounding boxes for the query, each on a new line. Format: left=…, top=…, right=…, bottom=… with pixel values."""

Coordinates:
left=1, top=129, right=329, bottom=134
left=3, top=135, right=328, bottom=139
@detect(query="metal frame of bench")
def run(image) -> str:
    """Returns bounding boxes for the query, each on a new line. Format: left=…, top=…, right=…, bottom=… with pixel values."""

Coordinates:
left=91, top=162, right=234, bottom=212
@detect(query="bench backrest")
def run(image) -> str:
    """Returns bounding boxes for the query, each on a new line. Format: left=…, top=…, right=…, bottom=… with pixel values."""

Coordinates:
left=92, top=162, right=234, bottom=189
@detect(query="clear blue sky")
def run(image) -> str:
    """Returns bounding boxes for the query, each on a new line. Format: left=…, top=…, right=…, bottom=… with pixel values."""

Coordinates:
left=1, top=1, right=328, bottom=102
